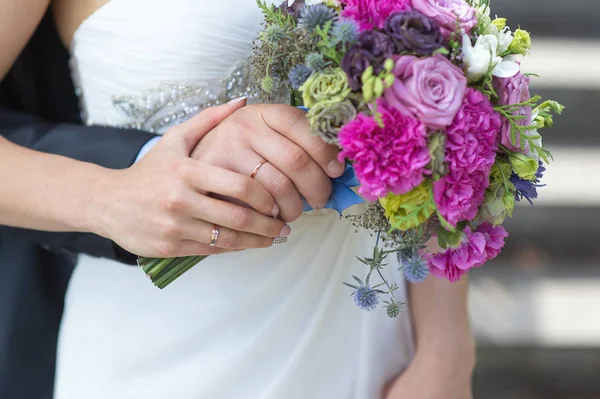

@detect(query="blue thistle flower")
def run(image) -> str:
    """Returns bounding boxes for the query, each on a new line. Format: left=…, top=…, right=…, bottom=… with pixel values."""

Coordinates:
left=353, top=286, right=379, bottom=311
left=299, top=4, right=336, bottom=33
left=385, top=302, right=402, bottom=318
left=332, top=19, right=359, bottom=45
left=396, top=247, right=415, bottom=265
left=402, top=256, right=430, bottom=284
left=305, top=52, right=328, bottom=71
left=288, top=64, right=312, bottom=89
left=510, top=160, right=546, bottom=206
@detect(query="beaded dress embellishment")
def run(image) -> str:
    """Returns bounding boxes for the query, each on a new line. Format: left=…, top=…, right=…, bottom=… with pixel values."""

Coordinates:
left=72, top=58, right=258, bottom=132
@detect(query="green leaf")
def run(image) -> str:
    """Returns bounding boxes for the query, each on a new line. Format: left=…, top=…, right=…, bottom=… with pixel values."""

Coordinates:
left=353, top=276, right=365, bottom=286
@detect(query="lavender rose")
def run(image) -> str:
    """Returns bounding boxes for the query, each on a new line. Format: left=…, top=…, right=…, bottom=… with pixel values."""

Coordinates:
left=383, top=54, right=467, bottom=129
left=384, top=11, right=444, bottom=56
left=410, top=0, right=477, bottom=39
left=341, top=31, right=395, bottom=91
left=493, top=73, right=537, bottom=154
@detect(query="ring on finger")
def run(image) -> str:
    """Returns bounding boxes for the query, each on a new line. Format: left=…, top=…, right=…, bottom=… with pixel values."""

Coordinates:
left=209, top=224, right=220, bottom=247
left=250, top=158, right=269, bottom=179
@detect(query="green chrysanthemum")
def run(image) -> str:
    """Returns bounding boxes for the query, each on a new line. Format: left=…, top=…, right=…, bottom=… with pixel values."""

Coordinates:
left=299, top=68, right=351, bottom=108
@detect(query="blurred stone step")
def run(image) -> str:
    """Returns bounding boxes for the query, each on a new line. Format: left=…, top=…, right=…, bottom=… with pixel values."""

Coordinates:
left=531, top=89, right=599, bottom=147
left=474, top=346, right=600, bottom=399
left=491, top=0, right=600, bottom=39
left=496, top=206, right=600, bottom=265
left=469, top=265, right=600, bottom=345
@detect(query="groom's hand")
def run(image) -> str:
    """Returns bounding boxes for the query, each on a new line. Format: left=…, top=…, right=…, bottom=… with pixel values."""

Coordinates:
left=89, top=99, right=289, bottom=258
left=191, top=103, right=345, bottom=222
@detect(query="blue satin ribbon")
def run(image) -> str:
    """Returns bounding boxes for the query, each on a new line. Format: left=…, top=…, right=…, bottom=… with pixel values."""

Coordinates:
left=302, top=163, right=365, bottom=214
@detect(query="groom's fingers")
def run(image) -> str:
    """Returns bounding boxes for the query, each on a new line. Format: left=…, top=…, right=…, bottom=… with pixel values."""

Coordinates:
left=165, top=97, right=248, bottom=155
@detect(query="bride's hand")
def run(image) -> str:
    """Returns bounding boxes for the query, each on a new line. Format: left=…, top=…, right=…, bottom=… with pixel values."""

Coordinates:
left=384, top=339, right=475, bottom=399
left=191, top=102, right=345, bottom=222
left=89, top=100, right=288, bottom=258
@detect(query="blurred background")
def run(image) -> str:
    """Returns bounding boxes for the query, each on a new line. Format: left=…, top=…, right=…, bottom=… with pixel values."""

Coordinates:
left=470, top=1, right=600, bottom=398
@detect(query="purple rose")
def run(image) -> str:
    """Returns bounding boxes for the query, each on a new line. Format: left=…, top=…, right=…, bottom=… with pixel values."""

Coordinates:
left=383, top=54, right=467, bottom=129
left=493, top=73, right=535, bottom=154
left=410, top=0, right=477, bottom=39
left=341, top=31, right=395, bottom=91
left=384, top=11, right=444, bottom=56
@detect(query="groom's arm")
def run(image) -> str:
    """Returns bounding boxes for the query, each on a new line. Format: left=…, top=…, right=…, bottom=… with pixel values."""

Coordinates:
left=0, top=108, right=158, bottom=263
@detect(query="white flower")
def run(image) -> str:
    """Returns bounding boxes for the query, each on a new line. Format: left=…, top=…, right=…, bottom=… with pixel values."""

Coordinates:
left=461, top=34, right=519, bottom=82
left=485, top=22, right=514, bottom=54
left=495, top=27, right=514, bottom=54
left=476, top=3, right=492, bottom=33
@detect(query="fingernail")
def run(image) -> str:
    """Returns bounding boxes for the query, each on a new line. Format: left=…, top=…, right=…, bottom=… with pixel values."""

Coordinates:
left=279, top=225, right=291, bottom=237
left=316, top=200, right=328, bottom=209
left=328, top=159, right=344, bottom=176
left=227, top=96, right=247, bottom=104
left=272, top=203, right=280, bottom=217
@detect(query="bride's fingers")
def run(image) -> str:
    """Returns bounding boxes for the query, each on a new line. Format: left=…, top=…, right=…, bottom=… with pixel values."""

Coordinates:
left=193, top=195, right=287, bottom=239
left=249, top=125, right=333, bottom=211
left=234, top=152, right=305, bottom=223
left=174, top=240, right=241, bottom=257
left=191, top=162, right=279, bottom=217
left=259, top=105, right=344, bottom=178
left=181, top=220, right=273, bottom=250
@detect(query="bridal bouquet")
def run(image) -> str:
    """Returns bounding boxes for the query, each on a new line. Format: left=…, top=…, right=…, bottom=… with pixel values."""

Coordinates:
left=249, top=0, right=563, bottom=317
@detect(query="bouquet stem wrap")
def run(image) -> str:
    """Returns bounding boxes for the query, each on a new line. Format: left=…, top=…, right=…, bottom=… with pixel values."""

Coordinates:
left=138, top=256, right=206, bottom=289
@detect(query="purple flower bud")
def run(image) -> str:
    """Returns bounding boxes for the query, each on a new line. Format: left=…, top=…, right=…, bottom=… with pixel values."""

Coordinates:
left=357, top=30, right=395, bottom=63
left=341, top=46, right=374, bottom=91
left=384, top=11, right=444, bottom=56
left=276, top=0, right=305, bottom=20
left=341, top=31, right=395, bottom=91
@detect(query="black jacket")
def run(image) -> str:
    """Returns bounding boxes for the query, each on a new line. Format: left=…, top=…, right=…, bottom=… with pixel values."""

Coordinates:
left=0, top=12, right=157, bottom=399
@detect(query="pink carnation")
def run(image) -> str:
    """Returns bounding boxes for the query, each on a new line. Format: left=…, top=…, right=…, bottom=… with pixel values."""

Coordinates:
left=433, top=89, right=501, bottom=227
left=428, top=226, right=486, bottom=282
left=477, top=222, right=508, bottom=260
left=410, top=0, right=477, bottom=39
left=341, top=0, right=412, bottom=31
left=428, top=222, right=507, bottom=282
left=338, top=101, right=430, bottom=201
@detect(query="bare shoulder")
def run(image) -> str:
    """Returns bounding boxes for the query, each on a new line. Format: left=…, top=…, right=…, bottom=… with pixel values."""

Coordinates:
left=0, top=0, right=50, bottom=79
left=52, top=0, right=109, bottom=49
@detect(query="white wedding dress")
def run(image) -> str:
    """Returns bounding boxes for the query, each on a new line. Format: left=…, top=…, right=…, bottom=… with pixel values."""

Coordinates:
left=54, top=1, right=414, bottom=398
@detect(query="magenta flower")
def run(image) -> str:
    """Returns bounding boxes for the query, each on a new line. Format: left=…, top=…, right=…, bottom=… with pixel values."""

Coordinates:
left=476, top=222, right=508, bottom=260
left=337, top=101, right=430, bottom=200
left=428, top=226, right=486, bottom=282
left=384, top=54, right=467, bottom=130
left=433, top=89, right=501, bottom=227
left=494, top=73, right=537, bottom=154
left=341, top=0, right=412, bottom=31
left=410, top=0, right=477, bottom=39
left=428, top=222, right=507, bottom=282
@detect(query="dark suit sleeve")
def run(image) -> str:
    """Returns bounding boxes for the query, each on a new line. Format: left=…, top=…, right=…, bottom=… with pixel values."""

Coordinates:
left=0, top=108, right=158, bottom=264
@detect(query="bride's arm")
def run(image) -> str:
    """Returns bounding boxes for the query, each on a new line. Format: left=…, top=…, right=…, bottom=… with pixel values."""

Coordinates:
left=385, top=276, right=475, bottom=399
left=0, top=0, right=48, bottom=80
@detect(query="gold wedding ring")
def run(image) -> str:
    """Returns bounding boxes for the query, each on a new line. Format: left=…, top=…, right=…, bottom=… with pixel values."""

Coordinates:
left=250, top=159, right=269, bottom=179
left=209, top=224, right=220, bottom=247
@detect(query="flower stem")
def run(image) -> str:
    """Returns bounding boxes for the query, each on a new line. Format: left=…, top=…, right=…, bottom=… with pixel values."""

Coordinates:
left=137, top=255, right=208, bottom=289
